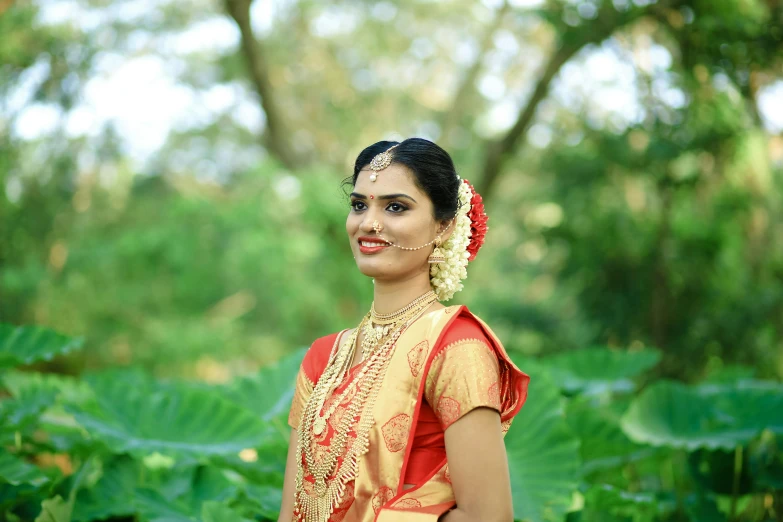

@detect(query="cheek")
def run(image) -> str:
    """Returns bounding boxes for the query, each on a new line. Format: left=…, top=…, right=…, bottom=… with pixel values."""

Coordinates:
left=346, top=213, right=361, bottom=239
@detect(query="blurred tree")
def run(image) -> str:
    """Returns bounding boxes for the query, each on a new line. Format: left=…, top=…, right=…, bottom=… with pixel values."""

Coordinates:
left=0, top=0, right=781, bottom=381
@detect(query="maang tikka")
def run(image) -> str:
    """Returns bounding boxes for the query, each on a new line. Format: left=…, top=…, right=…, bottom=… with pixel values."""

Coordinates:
left=368, top=144, right=399, bottom=182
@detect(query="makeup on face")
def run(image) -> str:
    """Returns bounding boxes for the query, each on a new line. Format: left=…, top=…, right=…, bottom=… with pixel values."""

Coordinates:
left=347, top=165, right=438, bottom=280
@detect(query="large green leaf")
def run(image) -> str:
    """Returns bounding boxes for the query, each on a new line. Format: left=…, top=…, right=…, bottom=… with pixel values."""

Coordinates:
left=133, top=488, right=195, bottom=522
left=0, top=324, right=83, bottom=369
left=220, top=347, right=306, bottom=421
left=201, top=501, right=253, bottom=522
left=35, top=495, right=72, bottom=522
left=180, top=466, right=239, bottom=514
left=210, top=439, right=288, bottom=488
left=72, top=456, right=138, bottom=521
left=243, top=485, right=283, bottom=520
left=0, top=451, right=50, bottom=487
left=65, top=372, right=274, bottom=458
left=565, top=398, right=656, bottom=475
left=579, top=484, right=662, bottom=522
left=541, top=348, right=661, bottom=395
left=506, top=363, right=581, bottom=522
left=621, top=380, right=783, bottom=450
left=2, top=371, right=92, bottom=407
left=0, top=383, right=58, bottom=431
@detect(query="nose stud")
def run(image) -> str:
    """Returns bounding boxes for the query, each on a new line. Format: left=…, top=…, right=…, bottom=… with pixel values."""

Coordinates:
left=372, top=220, right=383, bottom=234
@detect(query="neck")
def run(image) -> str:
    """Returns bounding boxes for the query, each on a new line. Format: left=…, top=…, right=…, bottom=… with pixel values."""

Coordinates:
left=371, top=271, right=435, bottom=315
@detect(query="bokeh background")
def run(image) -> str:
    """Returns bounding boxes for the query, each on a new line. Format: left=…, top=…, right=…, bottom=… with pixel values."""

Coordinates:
left=1, top=0, right=783, bottom=521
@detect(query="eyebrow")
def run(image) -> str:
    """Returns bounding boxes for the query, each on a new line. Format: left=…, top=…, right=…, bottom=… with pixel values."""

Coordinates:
left=350, top=192, right=418, bottom=203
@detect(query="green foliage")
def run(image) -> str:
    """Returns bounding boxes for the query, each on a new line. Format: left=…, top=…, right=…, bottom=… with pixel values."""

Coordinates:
left=504, top=363, right=581, bottom=521
left=0, top=452, right=50, bottom=488
left=66, top=377, right=274, bottom=459
left=621, top=380, right=783, bottom=450
left=35, top=496, right=72, bottom=522
left=1, top=0, right=782, bottom=519
left=0, top=324, right=84, bottom=369
left=0, top=323, right=781, bottom=520
left=541, top=348, right=661, bottom=395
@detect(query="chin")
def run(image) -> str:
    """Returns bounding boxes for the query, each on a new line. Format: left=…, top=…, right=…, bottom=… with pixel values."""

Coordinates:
left=356, top=262, right=387, bottom=279
left=354, top=257, right=396, bottom=279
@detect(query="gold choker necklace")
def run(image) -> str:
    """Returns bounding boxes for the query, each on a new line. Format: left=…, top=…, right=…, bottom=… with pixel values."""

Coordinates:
left=370, top=290, right=438, bottom=324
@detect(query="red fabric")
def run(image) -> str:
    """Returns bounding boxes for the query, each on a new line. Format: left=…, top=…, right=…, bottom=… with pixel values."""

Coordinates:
left=301, top=314, right=490, bottom=486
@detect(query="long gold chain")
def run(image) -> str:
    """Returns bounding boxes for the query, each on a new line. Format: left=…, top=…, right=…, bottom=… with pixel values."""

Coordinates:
left=293, top=292, right=438, bottom=522
left=315, top=297, right=435, bottom=432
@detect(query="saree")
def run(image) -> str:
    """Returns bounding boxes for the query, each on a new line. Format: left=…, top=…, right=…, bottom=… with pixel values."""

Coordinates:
left=288, top=305, right=529, bottom=521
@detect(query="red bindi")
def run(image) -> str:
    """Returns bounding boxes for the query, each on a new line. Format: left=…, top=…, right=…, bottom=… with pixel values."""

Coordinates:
left=369, top=195, right=374, bottom=199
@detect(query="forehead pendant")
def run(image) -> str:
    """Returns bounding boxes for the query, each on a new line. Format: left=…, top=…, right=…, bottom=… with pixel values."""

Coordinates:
left=368, top=144, right=399, bottom=182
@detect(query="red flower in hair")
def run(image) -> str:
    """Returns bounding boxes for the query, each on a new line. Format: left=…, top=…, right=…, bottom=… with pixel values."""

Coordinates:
left=463, top=180, right=488, bottom=261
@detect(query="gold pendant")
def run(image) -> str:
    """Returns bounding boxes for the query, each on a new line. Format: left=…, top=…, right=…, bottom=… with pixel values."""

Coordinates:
left=313, top=416, right=326, bottom=435
left=315, top=479, right=327, bottom=497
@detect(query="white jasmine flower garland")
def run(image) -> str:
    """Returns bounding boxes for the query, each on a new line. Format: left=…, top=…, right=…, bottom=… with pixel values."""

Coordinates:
left=430, top=179, right=473, bottom=301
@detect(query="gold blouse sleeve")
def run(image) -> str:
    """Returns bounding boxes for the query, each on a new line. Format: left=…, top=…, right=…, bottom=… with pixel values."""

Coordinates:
left=424, top=338, right=502, bottom=431
left=287, top=366, right=314, bottom=430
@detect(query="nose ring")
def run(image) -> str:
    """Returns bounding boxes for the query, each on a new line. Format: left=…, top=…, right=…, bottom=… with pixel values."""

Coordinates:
left=372, top=220, right=383, bottom=234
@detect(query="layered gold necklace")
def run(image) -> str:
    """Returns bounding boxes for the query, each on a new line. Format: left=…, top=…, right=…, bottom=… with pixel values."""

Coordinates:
left=293, top=290, right=438, bottom=522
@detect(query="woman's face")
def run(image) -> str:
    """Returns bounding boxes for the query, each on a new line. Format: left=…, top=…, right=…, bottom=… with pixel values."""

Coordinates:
left=346, top=163, right=448, bottom=282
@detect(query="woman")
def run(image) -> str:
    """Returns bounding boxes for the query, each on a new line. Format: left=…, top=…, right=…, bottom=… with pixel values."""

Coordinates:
left=278, top=138, right=530, bottom=522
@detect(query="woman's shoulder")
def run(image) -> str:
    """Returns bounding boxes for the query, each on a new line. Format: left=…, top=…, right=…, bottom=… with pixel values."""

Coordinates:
left=300, top=330, right=349, bottom=383
left=437, top=305, right=492, bottom=348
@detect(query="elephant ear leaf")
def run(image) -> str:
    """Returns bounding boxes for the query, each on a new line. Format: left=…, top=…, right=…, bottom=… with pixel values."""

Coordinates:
left=72, top=455, right=138, bottom=521
left=621, top=380, right=783, bottom=450
left=0, top=451, right=50, bottom=487
left=66, top=371, right=273, bottom=458
left=35, top=495, right=72, bottom=522
left=542, top=347, right=661, bottom=395
left=220, top=347, right=306, bottom=421
left=505, top=362, right=581, bottom=522
left=133, top=488, right=195, bottom=522
left=0, top=324, right=83, bottom=369
left=201, top=501, right=253, bottom=522
left=566, top=397, right=655, bottom=475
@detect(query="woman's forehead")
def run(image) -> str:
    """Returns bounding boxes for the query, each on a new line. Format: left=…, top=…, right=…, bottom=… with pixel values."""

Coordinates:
left=355, top=163, right=425, bottom=198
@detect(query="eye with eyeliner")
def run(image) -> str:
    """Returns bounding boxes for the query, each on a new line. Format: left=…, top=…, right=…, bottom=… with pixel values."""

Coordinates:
left=349, top=200, right=408, bottom=213
left=387, top=202, right=407, bottom=213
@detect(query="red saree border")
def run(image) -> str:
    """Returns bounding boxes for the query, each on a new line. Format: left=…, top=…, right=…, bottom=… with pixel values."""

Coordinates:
left=377, top=304, right=531, bottom=520
left=395, top=305, right=465, bottom=499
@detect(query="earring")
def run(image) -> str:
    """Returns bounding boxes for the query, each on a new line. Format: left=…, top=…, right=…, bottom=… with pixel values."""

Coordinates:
left=428, top=235, right=446, bottom=264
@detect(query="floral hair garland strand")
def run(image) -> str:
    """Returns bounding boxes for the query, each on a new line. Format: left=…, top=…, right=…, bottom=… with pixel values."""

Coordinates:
left=430, top=178, right=488, bottom=301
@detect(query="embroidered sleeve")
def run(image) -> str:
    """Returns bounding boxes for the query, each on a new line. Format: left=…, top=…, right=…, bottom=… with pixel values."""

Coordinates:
left=286, top=332, right=342, bottom=430
left=288, top=364, right=314, bottom=430
left=424, top=338, right=502, bottom=431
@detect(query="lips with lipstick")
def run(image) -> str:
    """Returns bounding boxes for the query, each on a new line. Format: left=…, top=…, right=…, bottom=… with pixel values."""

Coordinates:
left=358, top=236, right=391, bottom=254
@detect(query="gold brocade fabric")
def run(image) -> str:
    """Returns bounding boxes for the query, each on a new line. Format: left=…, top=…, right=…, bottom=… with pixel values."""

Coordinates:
left=287, top=306, right=530, bottom=522
left=424, top=339, right=501, bottom=431
left=289, top=365, right=314, bottom=431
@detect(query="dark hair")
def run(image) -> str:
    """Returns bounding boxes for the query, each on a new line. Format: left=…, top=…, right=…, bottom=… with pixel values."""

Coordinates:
left=345, top=138, right=461, bottom=222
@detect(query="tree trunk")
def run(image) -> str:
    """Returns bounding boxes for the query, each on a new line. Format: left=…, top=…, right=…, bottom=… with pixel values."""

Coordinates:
left=224, top=0, right=303, bottom=170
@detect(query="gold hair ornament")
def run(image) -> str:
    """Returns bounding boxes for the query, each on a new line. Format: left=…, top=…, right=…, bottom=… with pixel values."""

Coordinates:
left=367, top=144, right=399, bottom=182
